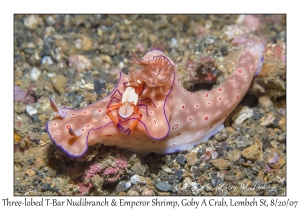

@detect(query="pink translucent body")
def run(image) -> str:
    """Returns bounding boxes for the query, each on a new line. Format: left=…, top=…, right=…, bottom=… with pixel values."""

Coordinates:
left=47, top=37, right=264, bottom=157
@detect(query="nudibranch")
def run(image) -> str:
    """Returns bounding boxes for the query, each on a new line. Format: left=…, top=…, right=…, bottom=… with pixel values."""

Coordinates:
left=47, top=37, right=264, bottom=157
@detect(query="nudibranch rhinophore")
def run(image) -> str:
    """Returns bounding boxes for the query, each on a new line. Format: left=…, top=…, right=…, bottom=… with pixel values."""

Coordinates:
left=47, top=37, right=264, bottom=157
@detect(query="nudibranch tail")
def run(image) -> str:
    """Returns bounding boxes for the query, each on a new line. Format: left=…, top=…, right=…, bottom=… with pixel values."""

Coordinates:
left=200, top=36, right=265, bottom=118
left=206, top=37, right=264, bottom=121
left=164, top=36, right=265, bottom=153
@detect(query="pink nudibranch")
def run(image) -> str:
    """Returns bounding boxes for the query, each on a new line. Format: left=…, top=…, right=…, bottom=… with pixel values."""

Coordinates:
left=47, top=37, right=264, bottom=157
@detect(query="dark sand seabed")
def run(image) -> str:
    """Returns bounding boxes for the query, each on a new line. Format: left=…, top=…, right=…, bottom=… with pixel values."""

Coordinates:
left=14, top=14, right=286, bottom=196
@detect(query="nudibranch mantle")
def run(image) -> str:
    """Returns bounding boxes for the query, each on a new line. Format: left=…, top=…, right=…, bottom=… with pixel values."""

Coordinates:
left=47, top=37, right=264, bottom=157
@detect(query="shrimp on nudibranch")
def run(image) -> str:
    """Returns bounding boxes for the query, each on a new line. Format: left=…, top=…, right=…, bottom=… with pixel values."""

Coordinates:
left=47, top=38, right=264, bottom=157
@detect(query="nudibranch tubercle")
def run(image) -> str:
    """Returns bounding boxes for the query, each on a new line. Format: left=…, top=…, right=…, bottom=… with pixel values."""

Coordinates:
left=47, top=37, right=264, bottom=157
